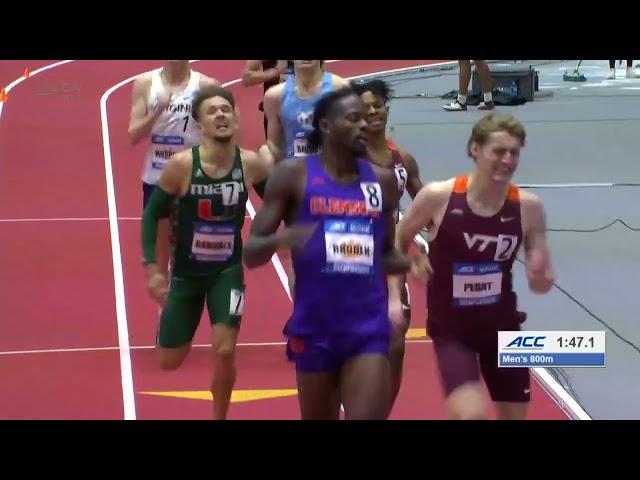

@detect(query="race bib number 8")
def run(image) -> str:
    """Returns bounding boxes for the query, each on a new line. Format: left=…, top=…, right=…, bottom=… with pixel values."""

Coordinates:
left=452, top=262, right=503, bottom=307
left=359, top=182, right=383, bottom=213
left=191, top=223, right=235, bottom=262
left=324, top=219, right=374, bottom=275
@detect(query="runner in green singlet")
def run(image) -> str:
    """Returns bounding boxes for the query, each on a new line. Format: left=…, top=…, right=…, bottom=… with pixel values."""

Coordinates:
left=141, top=85, right=272, bottom=420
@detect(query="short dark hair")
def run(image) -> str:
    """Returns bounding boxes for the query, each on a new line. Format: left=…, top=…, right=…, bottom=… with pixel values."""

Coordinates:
left=191, top=85, right=236, bottom=122
left=350, top=78, right=393, bottom=104
left=307, top=88, right=359, bottom=151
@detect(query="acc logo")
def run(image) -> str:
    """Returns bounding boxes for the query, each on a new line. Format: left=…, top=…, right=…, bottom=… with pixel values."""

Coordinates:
left=506, top=336, right=546, bottom=348
left=297, top=110, right=313, bottom=126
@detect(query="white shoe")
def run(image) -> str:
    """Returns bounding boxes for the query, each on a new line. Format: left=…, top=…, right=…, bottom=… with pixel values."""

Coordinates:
left=607, top=69, right=616, bottom=79
left=443, top=100, right=467, bottom=111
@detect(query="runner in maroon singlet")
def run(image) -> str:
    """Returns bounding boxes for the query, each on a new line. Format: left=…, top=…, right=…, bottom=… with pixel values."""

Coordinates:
left=397, top=113, right=555, bottom=420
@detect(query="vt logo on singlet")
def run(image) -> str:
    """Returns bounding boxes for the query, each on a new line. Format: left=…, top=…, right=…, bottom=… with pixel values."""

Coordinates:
left=463, top=232, right=518, bottom=262
left=453, top=231, right=519, bottom=308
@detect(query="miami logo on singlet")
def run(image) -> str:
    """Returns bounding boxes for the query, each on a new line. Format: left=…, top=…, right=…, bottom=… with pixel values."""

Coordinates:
left=192, top=181, right=243, bottom=219
left=190, top=180, right=243, bottom=262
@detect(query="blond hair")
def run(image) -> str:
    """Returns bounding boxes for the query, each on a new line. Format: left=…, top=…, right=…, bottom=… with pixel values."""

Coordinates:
left=467, top=113, right=526, bottom=158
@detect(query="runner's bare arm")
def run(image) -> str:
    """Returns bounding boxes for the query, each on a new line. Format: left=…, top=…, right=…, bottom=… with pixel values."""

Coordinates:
left=128, top=74, right=165, bottom=145
left=400, top=149, right=424, bottom=199
left=141, top=152, right=190, bottom=303
left=200, top=74, right=221, bottom=88
left=263, top=84, right=285, bottom=162
left=244, top=160, right=314, bottom=268
left=332, top=75, right=351, bottom=89
left=242, top=60, right=285, bottom=87
left=521, top=191, right=555, bottom=294
left=141, top=152, right=189, bottom=268
left=396, top=181, right=452, bottom=281
left=241, top=147, right=274, bottom=189
left=396, top=182, right=442, bottom=254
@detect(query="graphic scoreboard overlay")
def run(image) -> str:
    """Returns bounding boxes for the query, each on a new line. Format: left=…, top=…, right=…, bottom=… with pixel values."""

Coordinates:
left=498, top=331, right=606, bottom=368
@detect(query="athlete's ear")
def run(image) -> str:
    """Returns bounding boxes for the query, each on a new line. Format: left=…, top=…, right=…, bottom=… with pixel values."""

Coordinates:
left=319, top=118, right=331, bottom=136
left=192, top=107, right=203, bottom=133
left=469, top=141, right=480, bottom=162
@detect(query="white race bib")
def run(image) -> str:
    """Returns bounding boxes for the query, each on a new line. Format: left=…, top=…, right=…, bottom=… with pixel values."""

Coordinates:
left=359, top=182, right=383, bottom=213
left=394, top=165, right=408, bottom=192
left=294, top=137, right=310, bottom=157
left=495, top=234, right=519, bottom=261
left=229, top=289, right=244, bottom=316
left=191, top=223, right=235, bottom=262
left=452, top=262, right=503, bottom=307
left=324, top=219, right=374, bottom=275
left=151, top=157, right=170, bottom=170
left=219, top=181, right=241, bottom=206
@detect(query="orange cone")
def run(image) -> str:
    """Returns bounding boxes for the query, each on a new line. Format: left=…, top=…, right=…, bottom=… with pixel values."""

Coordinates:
left=0, top=88, right=8, bottom=102
left=23, top=68, right=30, bottom=78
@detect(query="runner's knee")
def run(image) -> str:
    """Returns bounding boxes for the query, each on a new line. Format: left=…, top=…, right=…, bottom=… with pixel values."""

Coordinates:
left=157, top=346, right=190, bottom=370
left=446, top=383, right=488, bottom=420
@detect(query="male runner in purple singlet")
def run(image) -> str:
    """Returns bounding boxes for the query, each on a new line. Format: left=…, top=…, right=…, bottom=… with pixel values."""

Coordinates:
left=244, top=88, right=410, bottom=420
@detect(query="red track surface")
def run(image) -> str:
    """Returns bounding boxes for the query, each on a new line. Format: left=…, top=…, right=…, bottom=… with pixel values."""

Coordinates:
left=0, top=60, right=567, bottom=419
